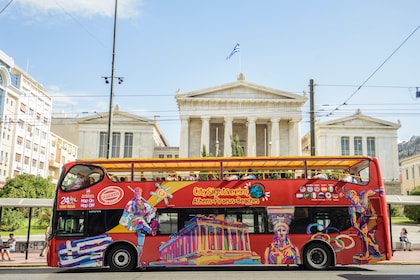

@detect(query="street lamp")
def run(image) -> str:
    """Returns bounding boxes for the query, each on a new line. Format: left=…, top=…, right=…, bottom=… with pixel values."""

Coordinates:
left=103, top=0, right=121, bottom=159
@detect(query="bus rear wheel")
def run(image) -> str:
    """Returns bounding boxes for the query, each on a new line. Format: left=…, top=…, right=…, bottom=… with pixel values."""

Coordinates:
left=107, top=245, right=137, bottom=272
left=303, top=243, right=332, bottom=270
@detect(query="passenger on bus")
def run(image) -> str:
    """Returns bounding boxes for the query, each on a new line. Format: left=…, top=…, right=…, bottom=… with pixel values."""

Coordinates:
left=185, top=172, right=197, bottom=181
left=224, top=170, right=239, bottom=181
left=312, top=169, right=328, bottom=180
left=110, top=175, right=120, bottom=182
left=207, top=172, right=218, bottom=180
left=341, top=169, right=354, bottom=182
left=166, top=172, right=177, bottom=181
left=70, top=173, right=86, bottom=190
left=241, top=169, right=256, bottom=180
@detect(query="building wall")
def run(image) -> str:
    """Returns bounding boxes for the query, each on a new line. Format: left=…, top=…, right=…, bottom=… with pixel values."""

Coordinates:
left=0, top=50, right=52, bottom=184
left=52, top=108, right=168, bottom=159
left=48, top=132, right=77, bottom=183
left=400, top=154, right=420, bottom=195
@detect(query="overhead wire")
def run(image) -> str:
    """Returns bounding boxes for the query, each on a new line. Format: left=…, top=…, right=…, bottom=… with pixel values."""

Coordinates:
left=324, top=23, right=420, bottom=117
left=0, top=0, right=14, bottom=15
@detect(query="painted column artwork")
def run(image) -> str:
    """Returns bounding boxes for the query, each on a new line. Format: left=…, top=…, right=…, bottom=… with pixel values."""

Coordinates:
left=265, top=206, right=301, bottom=264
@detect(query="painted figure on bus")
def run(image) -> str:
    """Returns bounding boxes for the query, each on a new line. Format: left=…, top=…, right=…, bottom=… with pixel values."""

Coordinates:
left=265, top=207, right=300, bottom=265
left=346, top=189, right=384, bottom=263
left=120, top=187, right=158, bottom=255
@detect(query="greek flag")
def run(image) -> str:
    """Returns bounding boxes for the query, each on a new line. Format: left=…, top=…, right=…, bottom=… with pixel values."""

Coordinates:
left=226, top=43, right=240, bottom=60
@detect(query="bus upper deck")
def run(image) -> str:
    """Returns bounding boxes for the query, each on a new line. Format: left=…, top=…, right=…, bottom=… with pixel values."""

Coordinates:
left=66, top=156, right=374, bottom=184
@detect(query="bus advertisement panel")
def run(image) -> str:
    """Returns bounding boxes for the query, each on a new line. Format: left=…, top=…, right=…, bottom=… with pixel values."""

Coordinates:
left=46, top=156, right=392, bottom=271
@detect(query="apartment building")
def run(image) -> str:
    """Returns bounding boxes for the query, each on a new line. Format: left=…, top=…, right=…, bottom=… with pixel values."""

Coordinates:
left=0, top=50, right=52, bottom=186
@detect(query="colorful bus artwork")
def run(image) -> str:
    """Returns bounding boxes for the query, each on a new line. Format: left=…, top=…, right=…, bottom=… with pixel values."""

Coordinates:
left=46, top=156, right=392, bottom=271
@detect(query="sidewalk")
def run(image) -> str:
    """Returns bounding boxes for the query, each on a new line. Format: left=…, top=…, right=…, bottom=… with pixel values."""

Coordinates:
left=1, top=249, right=420, bottom=268
left=0, top=251, right=47, bottom=267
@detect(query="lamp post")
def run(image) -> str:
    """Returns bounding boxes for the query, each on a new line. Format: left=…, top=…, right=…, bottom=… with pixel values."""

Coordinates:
left=103, top=0, right=121, bottom=159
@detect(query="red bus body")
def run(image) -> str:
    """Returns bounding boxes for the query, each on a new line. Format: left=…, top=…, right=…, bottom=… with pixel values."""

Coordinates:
left=46, top=156, right=392, bottom=270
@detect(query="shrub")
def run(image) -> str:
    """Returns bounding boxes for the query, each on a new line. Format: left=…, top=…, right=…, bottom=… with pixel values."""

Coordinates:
left=403, top=186, right=420, bottom=223
left=0, top=209, right=25, bottom=231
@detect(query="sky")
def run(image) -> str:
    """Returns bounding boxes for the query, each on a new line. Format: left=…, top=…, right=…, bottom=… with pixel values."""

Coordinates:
left=1, top=0, right=420, bottom=147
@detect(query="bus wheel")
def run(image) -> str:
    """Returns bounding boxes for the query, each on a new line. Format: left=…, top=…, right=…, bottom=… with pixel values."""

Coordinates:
left=303, top=243, right=331, bottom=270
left=107, top=245, right=137, bottom=272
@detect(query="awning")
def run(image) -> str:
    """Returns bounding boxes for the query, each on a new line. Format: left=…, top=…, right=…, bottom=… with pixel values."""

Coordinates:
left=0, top=198, right=53, bottom=208
left=386, top=195, right=420, bottom=205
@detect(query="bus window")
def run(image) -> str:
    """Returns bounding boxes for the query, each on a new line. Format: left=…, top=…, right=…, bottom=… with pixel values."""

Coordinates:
left=157, top=212, right=178, bottom=235
left=61, top=164, right=105, bottom=191
left=85, top=209, right=123, bottom=236
left=56, top=211, right=85, bottom=236
left=358, top=167, right=370, bottom=184
left=225, top=208, right=267, bottom=233
left=292, top=207, right=352, bottom=235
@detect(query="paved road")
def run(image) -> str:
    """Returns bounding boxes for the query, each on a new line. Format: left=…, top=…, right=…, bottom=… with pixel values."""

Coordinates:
left=1, top=265, right=420, bottom=280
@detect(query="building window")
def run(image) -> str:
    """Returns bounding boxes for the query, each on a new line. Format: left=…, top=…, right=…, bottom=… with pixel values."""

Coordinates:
left=111, top=132, right=121, bottom=158
left=405, top=169, right=409, bottom=180
left=341, top=137, right=350, bottom=156
left=124, top=133, right=133, bottom=158
left=20, top=103, right=27, bottom=113
left=99, top=132, right=107, bottom=158
left=158, top=154, right=164, bottom=158
left=167, top=154, right=173, bottom=158
left=354, top=137, right=363, bottom=155
left=366, top=137, right=375, bottom=157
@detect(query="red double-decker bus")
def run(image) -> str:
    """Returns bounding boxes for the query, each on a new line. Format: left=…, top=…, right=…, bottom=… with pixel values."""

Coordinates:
left=46, top=156, right=391, bottom=271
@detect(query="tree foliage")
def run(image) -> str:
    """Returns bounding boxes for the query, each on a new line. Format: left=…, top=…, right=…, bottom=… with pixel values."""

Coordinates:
left=0, top=174, right=55, bottom=231
left=403, top=186, right=420, bottom=223
left=230, top=134, right=244, bottom=157
left=0, top=174, right=55, bottom=199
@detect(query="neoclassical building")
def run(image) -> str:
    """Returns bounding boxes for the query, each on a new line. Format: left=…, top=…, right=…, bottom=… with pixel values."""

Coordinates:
left=51, top=105, right=172, bottom=159
left=302, top=109, right=401, bottom=194
left=176, top=73, right=308, bottom=158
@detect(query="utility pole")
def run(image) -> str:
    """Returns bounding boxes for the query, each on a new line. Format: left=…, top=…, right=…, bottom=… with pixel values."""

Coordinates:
left=106, top=0, right=119, bottom=159
left=309, top=79, right=316, bottom=156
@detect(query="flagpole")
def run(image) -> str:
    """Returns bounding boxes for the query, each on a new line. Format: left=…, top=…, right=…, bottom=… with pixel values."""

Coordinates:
left=238, top=42, right=242, bottom=73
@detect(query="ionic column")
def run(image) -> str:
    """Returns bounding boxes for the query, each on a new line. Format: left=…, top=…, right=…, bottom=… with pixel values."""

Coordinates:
left=289, top=119, right=301, bottom=155
left=247, top=117, right=257, bottom=156
left=201, top=116, right=210, bottom=156
left=271, top=117, right=280, bottom=156
left=223, top=116, right=233, bottom=157
left=179, top=116, right=190, bottom=158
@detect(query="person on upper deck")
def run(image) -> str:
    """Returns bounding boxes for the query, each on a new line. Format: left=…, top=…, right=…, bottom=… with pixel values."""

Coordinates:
left=311, top=169, right=328, bottom=180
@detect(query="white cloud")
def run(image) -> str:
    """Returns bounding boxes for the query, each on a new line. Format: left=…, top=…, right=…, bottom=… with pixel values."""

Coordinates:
left=11, top=0, right=141, bottom=19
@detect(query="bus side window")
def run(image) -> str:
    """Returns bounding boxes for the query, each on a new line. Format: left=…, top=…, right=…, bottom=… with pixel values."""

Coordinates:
left=157, top=212, right=178, bottom=235
left=56, top=212, right=85, bottom=236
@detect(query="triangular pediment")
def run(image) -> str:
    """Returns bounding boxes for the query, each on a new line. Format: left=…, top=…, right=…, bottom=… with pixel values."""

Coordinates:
left=77, top=110, right=154, bottom=124
left=320, top=110, right=401, bottom=129
left=176, top=78, right=306, bottom=102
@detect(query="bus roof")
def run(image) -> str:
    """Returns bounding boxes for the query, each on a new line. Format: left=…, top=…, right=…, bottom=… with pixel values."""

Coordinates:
left=75, top=156, right=372, bottom=173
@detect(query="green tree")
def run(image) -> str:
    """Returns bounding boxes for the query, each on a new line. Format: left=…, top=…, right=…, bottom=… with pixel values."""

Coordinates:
left=0, top=174, right=54, bottom=199
left=201, top=144, right=208, bottom=157
left=0, top=174, right=55, bottom=230
left=404, top=186, right=420, bottom=223
left=230, top=134, right=244, bottom=157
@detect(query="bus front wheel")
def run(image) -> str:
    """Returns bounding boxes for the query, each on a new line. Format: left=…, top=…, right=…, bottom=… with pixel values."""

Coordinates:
left=107, top=245, right=137, bottom=271
left=303, top=243, right=332, bottom=270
